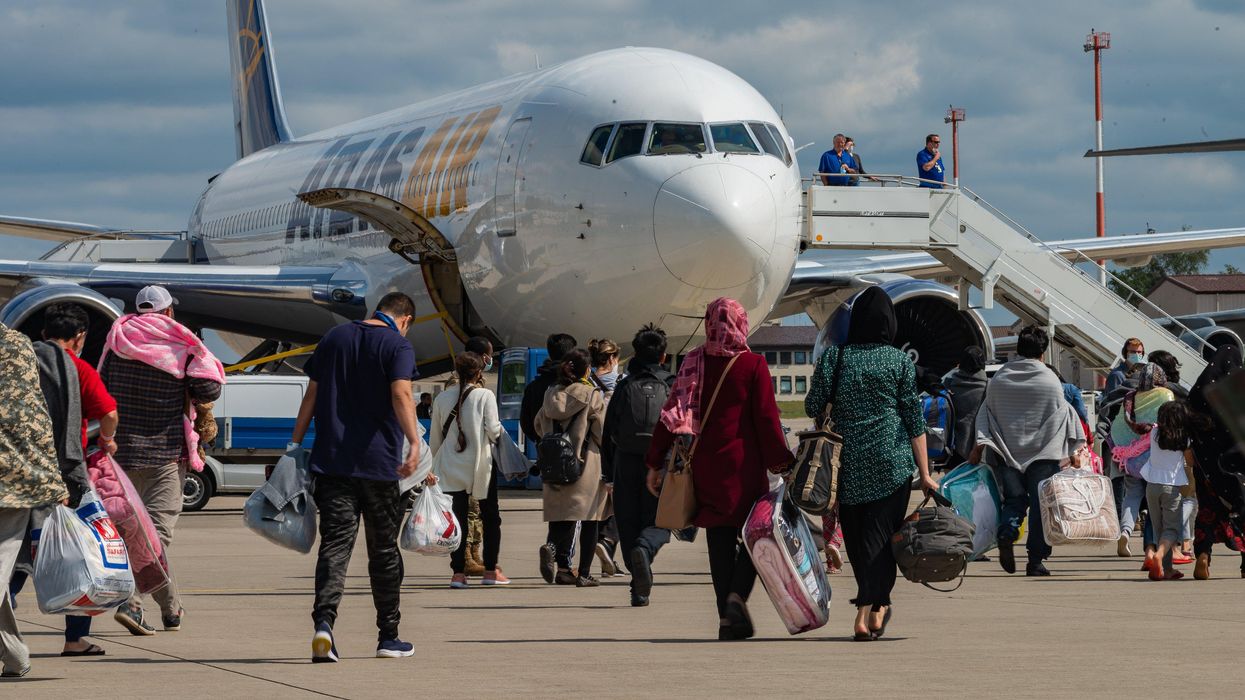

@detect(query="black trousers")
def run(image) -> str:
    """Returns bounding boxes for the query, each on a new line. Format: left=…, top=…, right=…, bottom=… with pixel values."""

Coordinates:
left=839, top=479, right=911, bottom=610
left=312, top=475, right=404, bottom=641
left=706, top=526, right=757, bottom=618
left=549, top=520, right=599, bottom=574
left=613, top=452, right=670, bottom=561
left=448, top=462, right=502, bottom=574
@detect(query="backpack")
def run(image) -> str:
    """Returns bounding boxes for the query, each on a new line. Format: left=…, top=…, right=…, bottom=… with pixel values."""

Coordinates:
left=787, top=347, right=844, bottom=516
left=612, top=368, right=671, bottom=454
left=892, top=491, right=976, bottom=591
left=923, top=391, right=956, bottom=460
left=536, top=411, right=589, bottom=485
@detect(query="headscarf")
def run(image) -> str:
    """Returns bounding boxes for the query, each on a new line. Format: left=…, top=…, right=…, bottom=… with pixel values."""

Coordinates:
left=1135, top=362, right=1168, bottom=393
left=845, top=286, right=896, bottom=346
left=659, top=297, right=750, bottom=435
left=960, top=346, right=986, bottom=374
left=1189, top=345, right=1242, bottom=417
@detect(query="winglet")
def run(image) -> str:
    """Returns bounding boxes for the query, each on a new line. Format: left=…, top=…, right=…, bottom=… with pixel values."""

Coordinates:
left=227, top=0, right=293, bottom=159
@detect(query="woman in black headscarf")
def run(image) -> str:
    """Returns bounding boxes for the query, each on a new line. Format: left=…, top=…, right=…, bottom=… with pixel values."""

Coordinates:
left=942, top=346, right=988, bottom=467
left=805, top=287, right=937, bottom=641
left=1188, top=345, right=1245, bottom=579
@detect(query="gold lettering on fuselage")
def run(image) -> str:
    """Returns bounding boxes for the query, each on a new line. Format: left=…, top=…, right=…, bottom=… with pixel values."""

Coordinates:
left=403, top=116, right=460, bottom=214
left=401, top=106, right=503, bottom=219
left=445, top=106, right=502, bottom=215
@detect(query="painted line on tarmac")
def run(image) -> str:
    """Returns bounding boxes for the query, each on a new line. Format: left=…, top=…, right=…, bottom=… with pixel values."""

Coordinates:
left=18, top=616, right=352, bottom=699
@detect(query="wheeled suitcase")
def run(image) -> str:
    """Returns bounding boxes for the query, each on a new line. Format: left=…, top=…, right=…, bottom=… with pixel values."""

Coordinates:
left=743, top=483, right=830, bottom=635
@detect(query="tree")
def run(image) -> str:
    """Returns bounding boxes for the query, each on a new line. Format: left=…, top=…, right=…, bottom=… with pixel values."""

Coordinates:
left=1108, top=250, right=1208, bottom=305
left=1224, top=263, right=1242, bottom=275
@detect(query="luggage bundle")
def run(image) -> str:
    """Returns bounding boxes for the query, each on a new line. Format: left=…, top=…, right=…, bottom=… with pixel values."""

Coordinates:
left=743, top=483, right=831, bottom=635
left=400, top=484, right=462, bottom=555
left=1038, top=467, right=1120, bottom=546
left=922, top=391, right=956, bottom=464
left=86, top=451, right=170, bottom=594
left=892, top=491, right=975, bottom=591
left=243, top=447, right=318, bottom=554
left=32, top=490, right=135, bottom=615
left=937, top=463, right=1002, bottom=559
left=495, top=429, right=533, bottom=481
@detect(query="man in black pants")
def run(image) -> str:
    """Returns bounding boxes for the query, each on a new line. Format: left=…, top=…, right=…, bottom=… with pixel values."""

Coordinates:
left=602, top=325, right=674, bottom=606
left=291, top=292, right=427, bottom=662
left=520, top=333, right=577, bottom=582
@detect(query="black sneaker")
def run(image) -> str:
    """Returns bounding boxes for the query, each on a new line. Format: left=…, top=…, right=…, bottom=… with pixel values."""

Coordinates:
left=311, top=622, right=339, bottom=663
left=997, top=540, right=1016, bottom=574
left=376, top=639, right=414, bottom=658
left=114, top=606, right=155, bottom=636
left=630, top=592, right=650, bottom=607
left=629, top=547, right=653, bottom=600
left=538, top=543, right=556, bottom=584
left=162, top=608, right=184, bottom=632
left=1026, top=561, right=1051, bottom=577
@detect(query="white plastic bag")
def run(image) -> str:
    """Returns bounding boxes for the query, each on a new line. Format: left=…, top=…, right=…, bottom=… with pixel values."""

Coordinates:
left=399, top=483, right=461, bottom=555
left=244, top=448, right=318, bottom=553
left=32, top=490, right=135, bottom=615
left=495, top=430, right=532, bottom=480
left=397, top=422, right=435, bottom=494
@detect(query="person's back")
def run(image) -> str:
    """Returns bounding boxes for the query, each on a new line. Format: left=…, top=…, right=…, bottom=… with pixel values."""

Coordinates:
left=0, top=324, right=68, bottom=509
left=101, top=354, right=219, bottom=469
left=520, top=333, right=577, bottom=440
left=942, top=365, right=987, bottom=464
left=978, top=358, right=1077, bottom=469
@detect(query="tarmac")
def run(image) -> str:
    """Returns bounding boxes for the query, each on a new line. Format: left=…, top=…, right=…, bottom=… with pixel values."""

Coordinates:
left=8, top=489, right=1245, bottom=699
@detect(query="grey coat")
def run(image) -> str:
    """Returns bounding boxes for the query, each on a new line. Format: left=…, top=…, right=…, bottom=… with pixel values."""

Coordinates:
left=536, top=382, right=609, bottom=522
left=943, top=368, right=987, bottom=458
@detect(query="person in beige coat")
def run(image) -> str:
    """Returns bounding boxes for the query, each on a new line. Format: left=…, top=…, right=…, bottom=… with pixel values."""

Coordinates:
left=536, top=348, right=610, bottom=586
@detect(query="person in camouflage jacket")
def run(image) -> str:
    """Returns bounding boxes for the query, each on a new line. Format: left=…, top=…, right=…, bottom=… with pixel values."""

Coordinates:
left=1, top=322, right=69, bottom=678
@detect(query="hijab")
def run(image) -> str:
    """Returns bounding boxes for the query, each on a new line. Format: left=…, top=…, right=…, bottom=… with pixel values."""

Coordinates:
left=959, top=346, right=987, bottom=375
left=845, top=286, right=897, bottom=346
left=1189, top=345, right=1242, bottom=416
left=659, top=297, right=750, bottom=435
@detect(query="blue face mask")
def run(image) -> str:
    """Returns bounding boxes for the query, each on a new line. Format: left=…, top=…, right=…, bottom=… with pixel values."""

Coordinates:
left=373, top=311, right=400, bottom=333
left=1127, top=352, right=1144, bottom=366
left=598, top=369, right=618, bottom=391
left=484, top=357, right=494, bottom=372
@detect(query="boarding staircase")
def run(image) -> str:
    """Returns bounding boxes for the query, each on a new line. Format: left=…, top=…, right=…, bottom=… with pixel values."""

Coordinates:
left=803, top=178, right=1210, bottom=378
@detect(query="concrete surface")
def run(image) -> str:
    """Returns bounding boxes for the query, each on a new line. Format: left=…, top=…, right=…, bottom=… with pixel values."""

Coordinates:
left=8, top=490, right=1245, bottom=699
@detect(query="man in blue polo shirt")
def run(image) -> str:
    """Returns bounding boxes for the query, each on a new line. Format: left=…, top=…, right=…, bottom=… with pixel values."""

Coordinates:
left=818, top=133, right=859, bottom=186
left=917, top=133, right=946, bottom=188
left=291, top=291, right=426, bottom=663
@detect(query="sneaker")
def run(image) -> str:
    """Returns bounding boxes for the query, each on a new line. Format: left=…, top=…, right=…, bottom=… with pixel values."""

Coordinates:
left=575, top=574, right=600, bottom=588
left=538, top=543, right=556, bottom=584
left=1, top=664, right=31, bottom=679
left=1025, top=561, right=1051, bottom=577
left=162, top=608, right=184, bottom=631
left=595, top=543, right=617, bottom=577
left=481, top=569, right=510, bottom=585
left=629, top=547, right=653, bottom=600
left=114, top=606, right=156, bottom=636
left=997, top=540, right=1016, bottom=574
left=554, top=569, right=577, bottom=586
left=376, top=639, right=414, bottom=658
left=449, top=574, right=469, bottom=589
left=1117, top=533, right=1131, bottom=557
left=311, top=622, right=339, bottom=663
left=630, top=592, right=650, bottom=607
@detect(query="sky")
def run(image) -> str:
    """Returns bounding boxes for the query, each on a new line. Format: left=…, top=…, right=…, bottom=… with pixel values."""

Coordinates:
left=1, top=0, right=1243, bottom=271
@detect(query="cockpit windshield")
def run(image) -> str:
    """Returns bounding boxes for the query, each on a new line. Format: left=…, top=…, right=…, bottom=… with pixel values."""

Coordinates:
left=648, top=123, right=707, bottom=155
left=709, top=123, right=760, bottom=154
left=748, top=122, right=785, bottom=163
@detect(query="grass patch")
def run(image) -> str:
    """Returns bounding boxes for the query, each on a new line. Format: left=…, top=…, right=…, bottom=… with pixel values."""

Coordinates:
left=777, top=401, right=808, bottom=419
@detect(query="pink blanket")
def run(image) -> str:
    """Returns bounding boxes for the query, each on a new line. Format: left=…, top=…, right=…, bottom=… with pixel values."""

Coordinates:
left=86, top=452, right=170, bottom=594
left=101, top=313, right=225, bottom=472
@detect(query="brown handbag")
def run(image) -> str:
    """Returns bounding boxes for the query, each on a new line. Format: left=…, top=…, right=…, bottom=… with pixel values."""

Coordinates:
left=655, top=354, right=739, bottom=530
left=786, top=347, right=845, bottom=515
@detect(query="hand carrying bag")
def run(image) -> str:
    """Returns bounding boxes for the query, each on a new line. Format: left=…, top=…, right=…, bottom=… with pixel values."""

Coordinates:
left=787, top=348, right=845, bottom=516
left=892, top=491, right=976, bottom=591
left=655, top=355, right=739, bottom=530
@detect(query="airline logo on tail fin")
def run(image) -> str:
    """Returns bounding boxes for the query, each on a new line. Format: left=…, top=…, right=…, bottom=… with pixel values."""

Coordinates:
left=228, top=0, right=292, bottom=160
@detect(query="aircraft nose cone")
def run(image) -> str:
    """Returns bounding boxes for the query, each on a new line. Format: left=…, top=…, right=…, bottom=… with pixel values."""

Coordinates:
left=653, top=163, right=776, bottom=290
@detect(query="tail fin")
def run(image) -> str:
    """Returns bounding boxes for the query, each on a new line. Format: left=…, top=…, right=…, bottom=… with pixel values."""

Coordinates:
left=227, top=0, right=292, bottom=159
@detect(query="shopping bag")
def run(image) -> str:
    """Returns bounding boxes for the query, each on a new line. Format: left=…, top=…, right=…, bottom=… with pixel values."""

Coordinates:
left=32, top=490, right=135, bottom=615
left=938, top=463, right=1002, bottom=559
left=495, top=430, right=532, bottom=480
left=398, top=422, right=435, bottom=494
left=244, top=447, right=318, bottom=553
left=86, top=451, right=171, bottom=595
left=400, top=483, right=461, bottom=555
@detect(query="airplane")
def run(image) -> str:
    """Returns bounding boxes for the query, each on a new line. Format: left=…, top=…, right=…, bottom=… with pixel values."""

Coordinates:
left=3, top=0, right=1245, bottom=381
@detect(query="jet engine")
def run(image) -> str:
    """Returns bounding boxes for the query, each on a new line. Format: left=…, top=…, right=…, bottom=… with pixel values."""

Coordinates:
left=813, top=279, right=994, bottom=379
left=1, top=283, right=122, bottom=365
left=1178, top=325, right=1245, bottom=362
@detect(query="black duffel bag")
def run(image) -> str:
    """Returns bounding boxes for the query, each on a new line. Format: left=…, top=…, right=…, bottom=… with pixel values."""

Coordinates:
left=892, top=491, right=975, bottom=591
left=787, top=348, right=844, bottom=516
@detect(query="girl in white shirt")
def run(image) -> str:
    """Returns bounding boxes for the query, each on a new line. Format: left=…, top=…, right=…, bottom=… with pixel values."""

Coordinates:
left=1140, top=401, right=1196, bottom=581
left=431, top=352, right=506, bottom=588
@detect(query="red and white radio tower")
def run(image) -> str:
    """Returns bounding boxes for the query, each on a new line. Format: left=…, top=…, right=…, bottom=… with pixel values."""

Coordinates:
left=1085, top=29, right=1111, bottom=284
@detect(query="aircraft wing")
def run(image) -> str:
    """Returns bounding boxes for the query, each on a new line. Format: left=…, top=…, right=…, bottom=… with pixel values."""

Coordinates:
left=0, top=215, right=127, bottom=241
left=1085, top=138, right=1245, bottom=157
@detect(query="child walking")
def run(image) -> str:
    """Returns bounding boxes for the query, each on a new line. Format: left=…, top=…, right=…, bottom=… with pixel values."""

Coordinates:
left=1140, top=400, right=1197, bottom=581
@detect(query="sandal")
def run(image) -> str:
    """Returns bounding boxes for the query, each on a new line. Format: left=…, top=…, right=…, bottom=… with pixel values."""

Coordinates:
left=870, top=606, right=893, bottom=640
left=60, top=644, right=106, bottom=657
left=852, top=630, right=875, bottom=642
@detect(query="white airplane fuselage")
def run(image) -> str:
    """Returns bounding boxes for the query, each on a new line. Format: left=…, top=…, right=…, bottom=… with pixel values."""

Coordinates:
left=191, top=47, right=802, bottom=359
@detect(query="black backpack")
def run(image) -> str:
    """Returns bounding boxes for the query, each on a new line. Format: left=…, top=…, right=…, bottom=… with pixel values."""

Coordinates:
left=537, top=412, right=589, bottom=485
left=892, top=491, right=976, bottom=591
left=612, top=369, right=671, bottom=455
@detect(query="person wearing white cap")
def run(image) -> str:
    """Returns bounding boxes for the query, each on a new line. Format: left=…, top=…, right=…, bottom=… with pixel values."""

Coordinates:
left=98, top=285, right=225, bottom=635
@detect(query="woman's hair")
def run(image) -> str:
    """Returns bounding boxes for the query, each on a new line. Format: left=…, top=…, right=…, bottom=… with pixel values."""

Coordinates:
left=588, top=338, right=619, bottom=368
left=452, top=352, right=484, bottom=452
left=1155, top=399, right=1197, bottom=452
left=1148, top=350, right=1181, bottom=385
left=557, top=348, right=592, bottom=386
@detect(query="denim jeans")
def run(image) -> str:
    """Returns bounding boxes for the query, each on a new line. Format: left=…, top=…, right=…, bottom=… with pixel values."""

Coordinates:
left=1119, top=475, right=1158, bottom=547
left=996, top=460, right=1060, bottom=563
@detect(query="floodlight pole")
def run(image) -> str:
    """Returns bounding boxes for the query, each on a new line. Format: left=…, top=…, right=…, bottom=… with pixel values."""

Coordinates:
left=944, top=106, right=966, bottom=186
left=1085, top=29, right=1111, bottom=285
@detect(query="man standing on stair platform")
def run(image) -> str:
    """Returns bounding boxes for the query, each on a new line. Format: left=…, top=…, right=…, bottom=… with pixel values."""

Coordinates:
left=917, top=134, right=945, bottom=188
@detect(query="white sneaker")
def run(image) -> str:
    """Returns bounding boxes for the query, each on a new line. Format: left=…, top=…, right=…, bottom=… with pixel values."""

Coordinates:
left=1117, top=533, right=1132, bottom=557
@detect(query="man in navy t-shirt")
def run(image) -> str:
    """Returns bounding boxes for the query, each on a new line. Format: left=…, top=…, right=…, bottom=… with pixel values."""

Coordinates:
left=818, top=133, right=859, bottom=186
left=291, top=291, right=426, bottom=662
left=917, top=133, right=946, bottom=188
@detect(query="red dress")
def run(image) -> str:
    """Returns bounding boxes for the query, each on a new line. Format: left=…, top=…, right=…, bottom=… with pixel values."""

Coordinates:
left=646, top=353, right=793, bottom=528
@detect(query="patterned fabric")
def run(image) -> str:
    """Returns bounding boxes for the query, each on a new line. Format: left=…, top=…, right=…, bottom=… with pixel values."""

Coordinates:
left=0, top=324, right=69, bottom=508
left=805, top=344, right=926, bottom=506
left=660, top=297, right=750, bottom=435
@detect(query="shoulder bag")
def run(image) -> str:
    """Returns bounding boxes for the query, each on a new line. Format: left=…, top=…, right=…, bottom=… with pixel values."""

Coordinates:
left=655, top=354, right=740, bottom=530
left=892, top=490, right=976, bottom=591
left=786, top=347, right=845, bottom=516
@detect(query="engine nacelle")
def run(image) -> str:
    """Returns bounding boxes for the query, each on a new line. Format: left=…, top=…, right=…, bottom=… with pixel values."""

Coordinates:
left=1179, top=325, right=1244, bottom=362
left=813, top=279, right=994, bottom=378
left=1, top=283, right=122, bottom=365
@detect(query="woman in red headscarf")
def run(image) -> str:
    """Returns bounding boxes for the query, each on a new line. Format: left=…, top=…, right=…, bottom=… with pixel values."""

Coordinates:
left=645, top=298, right=793, bottom=641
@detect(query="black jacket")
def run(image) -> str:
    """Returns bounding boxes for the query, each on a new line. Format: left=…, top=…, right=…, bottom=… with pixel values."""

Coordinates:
left=519, top=361, right=559, bottom=440
left=601, top=359, right=674, bottom=482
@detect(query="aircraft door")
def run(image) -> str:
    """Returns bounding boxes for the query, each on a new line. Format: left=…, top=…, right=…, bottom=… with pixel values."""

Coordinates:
left=494, top=118, right=531, bottom=238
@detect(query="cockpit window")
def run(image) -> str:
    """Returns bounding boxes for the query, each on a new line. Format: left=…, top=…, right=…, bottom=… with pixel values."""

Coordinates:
left=709, top=123, right=760, bottom=154
left=607, top=122, right=648, bottom=163
left=647, top=123, right=707, bottom=155
left=748, top=122, right=785, bottom=163
left=766, top=124, right=793, bottom=165
left=581, top=124, right=614, bottom=166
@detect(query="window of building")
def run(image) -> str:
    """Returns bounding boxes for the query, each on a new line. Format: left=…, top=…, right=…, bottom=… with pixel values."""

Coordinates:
left=648, top=123, right=707, bottom=155
left=779, top=351, right=792, bottom=366
left=709, top=122, right=760, bottom=154
left=794, top=351, right=807, bottom=365
left=779, top=376, right=793, bottom=394
left=607, top=122, right=647, bottom=163
left=795, top=376, right=807, bottom=394
left=764, top=351, right=777, bottom=364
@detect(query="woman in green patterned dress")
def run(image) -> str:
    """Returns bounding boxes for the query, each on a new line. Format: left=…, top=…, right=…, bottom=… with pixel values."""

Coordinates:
left=805, top=287, right=937, bottom=641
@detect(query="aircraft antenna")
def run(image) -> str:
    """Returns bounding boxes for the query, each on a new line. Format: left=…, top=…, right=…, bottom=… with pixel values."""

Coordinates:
left=1084, top=29, right=1111, bottom=284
